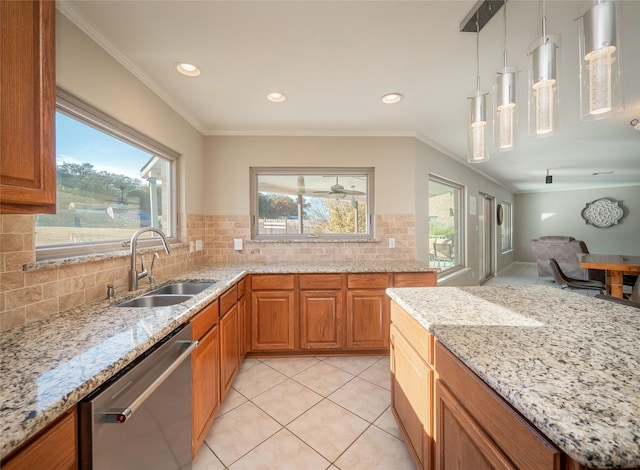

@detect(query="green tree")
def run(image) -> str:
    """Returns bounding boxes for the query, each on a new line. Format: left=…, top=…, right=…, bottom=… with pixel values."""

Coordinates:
left=325, top=199, right=366, bottom=233
left=258, top=193, right=301, bottom=219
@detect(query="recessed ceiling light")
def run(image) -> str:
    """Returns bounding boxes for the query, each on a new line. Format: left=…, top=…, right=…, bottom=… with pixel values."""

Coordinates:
left=381, top=93, right=403, bottom=104
left=175, top=62, right=200, bottom=77
left=267, top=92, right=287, bottom=103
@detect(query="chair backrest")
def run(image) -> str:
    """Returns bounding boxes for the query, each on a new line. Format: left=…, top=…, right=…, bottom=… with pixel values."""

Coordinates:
left=548, top=258, right=569, bottom=286
left=434, top=241, right=453, bottom=260
left=632, top=276, right=640, bottom=303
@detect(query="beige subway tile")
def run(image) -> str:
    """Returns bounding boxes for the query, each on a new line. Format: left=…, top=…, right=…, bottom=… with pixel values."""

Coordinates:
left=83, top=260, right=106, bottom=274
left=43, top=279, right=74, bottom=299
left=0, top=292, right=4, bottom=311
left=5, top=286, right=43, bottom=310
left=0, top=307, right=26, bottom=331
left=25, top=269, right=57, bottom=287
left=85, top=285, right=108, bottom=303
left=72, top=274, right=96, bottom=291
left=58, top=264, right=86, bottom=279
left=0, top=271, right=25, bottom=292
left=5, top=251, right=35, bottom=271
left=59, top=291, right=84, bottom=312
left=2, top=215, right=35, bottom=234
left=0, top=234, right=24, bottom=252
left=25, top=299, right=59, bottom=323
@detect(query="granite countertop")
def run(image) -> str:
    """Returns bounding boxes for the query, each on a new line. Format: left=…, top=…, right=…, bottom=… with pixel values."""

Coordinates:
left=0, top=260, right=434, bottom=460
left=386, top=286, right=640, bottom=469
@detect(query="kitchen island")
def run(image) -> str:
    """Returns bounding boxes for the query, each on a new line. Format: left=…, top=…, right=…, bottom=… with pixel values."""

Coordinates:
left=386, top=286, right=640, bottom=469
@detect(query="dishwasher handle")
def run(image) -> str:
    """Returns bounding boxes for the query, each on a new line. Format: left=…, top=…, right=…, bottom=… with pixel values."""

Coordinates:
left=104, top=339, right=198, bottom=424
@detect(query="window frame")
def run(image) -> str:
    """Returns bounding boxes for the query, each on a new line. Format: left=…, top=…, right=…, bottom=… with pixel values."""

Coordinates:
left=428, top=174, right=466, bottom=275
left=36, top=88, right=180, bottom=261
left=250, top=167, right=375, bottom=241
left=500, top=200, right=513, bottom=253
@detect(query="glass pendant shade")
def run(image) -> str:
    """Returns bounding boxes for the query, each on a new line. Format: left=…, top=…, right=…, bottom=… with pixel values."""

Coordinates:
left=494, top=66, right=518, bottom=151
left=468, top=91, right=490, bottom=163
left=529, top=34, right=560, bottom=137
left=578, top=0, right=623, bottom=120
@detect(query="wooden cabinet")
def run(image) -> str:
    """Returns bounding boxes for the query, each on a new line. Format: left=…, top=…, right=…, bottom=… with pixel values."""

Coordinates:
left=220, top=286, right=239, bottom=401
left=3, top=408, right=77, bottom=470
left=190, top=300, right=220, bottom=457
left=0, top=0, right=57, bottom=214
left=346, top=273, right=390, bottom=349
left=435, top=343, right=561, bottom=470
left=390, top=301, right=434, bottom=470
left=251, top=275, right=296, bottom=351
left=299, top=274, right=343, bottom=349
left=237, top=278, right=248, bottom=360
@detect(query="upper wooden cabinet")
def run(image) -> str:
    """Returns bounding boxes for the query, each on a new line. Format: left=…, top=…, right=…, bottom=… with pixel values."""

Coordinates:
left=0, top=0, right=56, bottom=214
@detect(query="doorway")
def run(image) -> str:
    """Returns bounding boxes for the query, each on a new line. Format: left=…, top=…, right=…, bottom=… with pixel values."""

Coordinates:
left=479, top=193, right=495, bottom=284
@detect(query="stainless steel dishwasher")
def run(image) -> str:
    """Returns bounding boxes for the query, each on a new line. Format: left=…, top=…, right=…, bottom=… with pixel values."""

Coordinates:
left=79, top=323, right=197, bottom=469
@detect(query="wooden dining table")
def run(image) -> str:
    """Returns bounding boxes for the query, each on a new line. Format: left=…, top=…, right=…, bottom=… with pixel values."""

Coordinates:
left=578, top=254, right=640, bottom=298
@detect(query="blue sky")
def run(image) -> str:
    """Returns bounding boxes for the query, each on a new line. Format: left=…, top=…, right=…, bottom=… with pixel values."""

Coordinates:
left=56, top=112, right=152, bottom=180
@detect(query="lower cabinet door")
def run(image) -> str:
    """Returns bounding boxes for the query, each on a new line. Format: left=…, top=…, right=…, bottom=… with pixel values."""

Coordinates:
left=220, top=305, right=239, bottom=401
left=192, top=325, right=220, bottom=457
left=300, top=290, right=343, bottom=349
left=237, top=295, right=247, bottom=359
left=251, top=291, right=295, bottom=350
left=435, top=381, right=514, bottom=470
left=390, top=326, right=432, bottom=469
left=346, top=289, right=390, bottom=349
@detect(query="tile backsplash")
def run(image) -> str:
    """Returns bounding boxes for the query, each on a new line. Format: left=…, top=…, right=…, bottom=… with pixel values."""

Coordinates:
left=0, top=213, right=417, bottom=330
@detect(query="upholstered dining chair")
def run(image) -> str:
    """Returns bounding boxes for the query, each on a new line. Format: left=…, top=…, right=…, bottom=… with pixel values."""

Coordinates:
left=548, top=258, right=606, bottom=294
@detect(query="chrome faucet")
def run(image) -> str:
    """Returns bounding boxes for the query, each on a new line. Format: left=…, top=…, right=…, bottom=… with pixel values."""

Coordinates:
left=129, top=227, right=172, bottom=291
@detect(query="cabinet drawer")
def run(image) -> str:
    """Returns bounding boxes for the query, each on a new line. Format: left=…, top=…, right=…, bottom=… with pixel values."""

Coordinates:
left=390, top=301, right=433, bottom=366
left=435, top=343, right=561, bottom=469
left=299, top=273, right=342, bottom=290
left=347, top=273, right=389, bottom=289
left=251, top=274, right=295, bottom=290
left=237, top=277, right=246, bottom=299
left=191, top=300, right=219, bottom=340
left=220, top=285, right=237, bottom=316
left=393, top=272, right=437, bottom=287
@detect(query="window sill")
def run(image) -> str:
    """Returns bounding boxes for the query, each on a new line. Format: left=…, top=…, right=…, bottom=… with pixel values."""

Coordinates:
left=437, top=267, right=472, bottom=285
left=248, top=238, right=378, bottom=244
left=24, top=242, right=189, bottom=273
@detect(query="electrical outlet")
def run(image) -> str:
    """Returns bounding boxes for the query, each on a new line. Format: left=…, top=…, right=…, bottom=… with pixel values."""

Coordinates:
left=233, top=238, right=243, bottom=251
left=389, top=238, right=396, bottom=248
left=195, top=240, right=203, bottom=251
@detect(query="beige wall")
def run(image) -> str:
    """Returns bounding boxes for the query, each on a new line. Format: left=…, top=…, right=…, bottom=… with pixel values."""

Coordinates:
left=515, top=185, right=640, bottom=262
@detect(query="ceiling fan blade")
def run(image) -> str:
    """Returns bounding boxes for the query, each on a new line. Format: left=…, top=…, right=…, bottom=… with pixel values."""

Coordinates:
left=342, top=189, right=365, bottom=195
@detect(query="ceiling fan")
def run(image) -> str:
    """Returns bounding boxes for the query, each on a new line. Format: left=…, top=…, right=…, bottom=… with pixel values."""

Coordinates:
left=313, top=177, right=365, bottom=198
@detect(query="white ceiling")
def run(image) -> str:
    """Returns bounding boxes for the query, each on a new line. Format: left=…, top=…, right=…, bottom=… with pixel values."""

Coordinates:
left=58, top=0, right=640, bottom=193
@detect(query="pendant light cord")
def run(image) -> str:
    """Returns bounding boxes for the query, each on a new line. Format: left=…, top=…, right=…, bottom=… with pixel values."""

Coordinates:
left=476, top=13, right=480, bottom=93
left=503, top=0, right=508, bottom=68
left=541, top=0, right=547, bottom=39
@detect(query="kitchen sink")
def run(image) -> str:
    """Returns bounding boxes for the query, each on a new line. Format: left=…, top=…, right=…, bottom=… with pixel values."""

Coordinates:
left=149, top=281, right=215, bottom=296
left=117, top=294, right=194, bottom=308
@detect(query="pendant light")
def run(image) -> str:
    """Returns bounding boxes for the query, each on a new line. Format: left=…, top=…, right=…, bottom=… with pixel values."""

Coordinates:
left=528, top=0, right=560, bottom=137
left=494, top=0, right=518, bottom=151
left=578, top=0, right=623, bottom=120
left=468, top=14, right=489, bottom=163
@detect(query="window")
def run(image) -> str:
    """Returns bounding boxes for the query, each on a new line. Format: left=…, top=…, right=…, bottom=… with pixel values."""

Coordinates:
left=36, top=89, right=179, bottom=260
left=500, top=201, right=513, bottom=253
left=428, top=175, right=465, bottom=273
left=251, top=167, right=374, bottom=240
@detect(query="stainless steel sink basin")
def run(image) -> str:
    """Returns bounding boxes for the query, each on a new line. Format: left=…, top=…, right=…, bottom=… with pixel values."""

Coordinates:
left=149, top=281, right=215, bottom=296
left=117, top=294, right=194, bottom=308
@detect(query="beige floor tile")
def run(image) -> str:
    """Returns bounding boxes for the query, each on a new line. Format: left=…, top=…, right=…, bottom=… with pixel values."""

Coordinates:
left=329, top=376, right=390, bottom=422
left=218, top=386, right=248, bottom=416
left=292, top=362, right=354, bottom=396
left=334, top=425, right=414, bottom=470
left=252, top=378, right=323, bottom=425
left=193, top=444, right=226, bottom=470
left=287, top=399, right=368, bottom=462
left=262, top=356, right=319, bottom=377
left=238, top=358, right=262, bottom=372
left=205, top=401, right=281, bottom=466
left=373, top=406, right=404, bottom=440
left=229, top=428, right=330, bottom=470
left=232, top=362, right=287, bottom=398
left=358, top=357, right=391, bottom=391
left=324, top=356, right=379, bottom=375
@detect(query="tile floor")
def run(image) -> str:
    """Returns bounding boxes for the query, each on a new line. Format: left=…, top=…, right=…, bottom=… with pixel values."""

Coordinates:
left=193, top=356, right=414, bottom=470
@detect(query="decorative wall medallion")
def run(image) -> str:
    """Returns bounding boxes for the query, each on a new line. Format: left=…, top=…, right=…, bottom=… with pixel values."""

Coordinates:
left=581, top=198, right=624, bottom=228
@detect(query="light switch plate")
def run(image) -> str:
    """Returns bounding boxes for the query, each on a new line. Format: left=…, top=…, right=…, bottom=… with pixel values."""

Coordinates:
left=389, top=238, right=396, bottom=248
left=233, top=238, right=243, bottom=251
